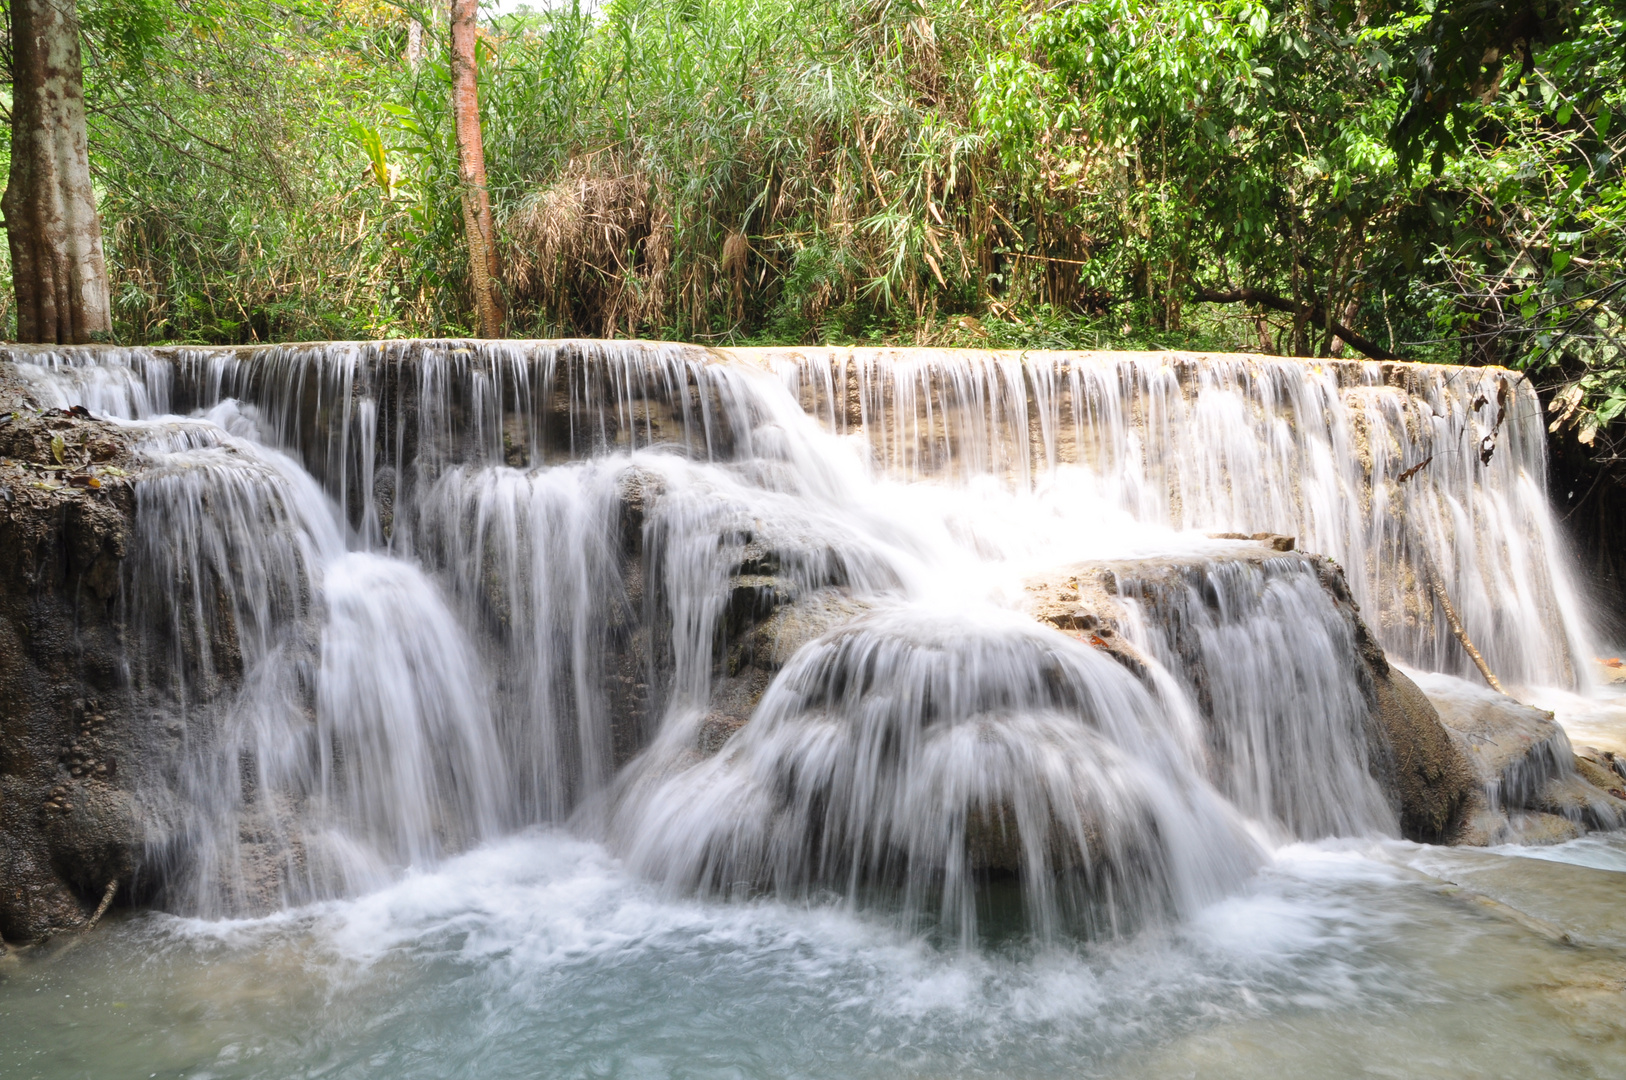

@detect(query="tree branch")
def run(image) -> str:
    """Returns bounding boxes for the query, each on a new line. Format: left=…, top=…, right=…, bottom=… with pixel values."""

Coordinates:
left=1193, top=286, right=1401, bottom=361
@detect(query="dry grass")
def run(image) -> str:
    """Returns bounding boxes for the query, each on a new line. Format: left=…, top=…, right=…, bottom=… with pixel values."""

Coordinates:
left=502, top=154, right=673, bottom=337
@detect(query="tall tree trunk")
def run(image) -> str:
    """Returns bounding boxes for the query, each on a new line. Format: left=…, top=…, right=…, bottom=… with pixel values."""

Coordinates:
left=3, top=0, right=112, bottom=344
left=449, top=0, right=502, bottom=338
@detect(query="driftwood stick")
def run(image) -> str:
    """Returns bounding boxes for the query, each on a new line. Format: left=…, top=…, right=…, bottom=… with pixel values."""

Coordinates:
left=1428, top=578, right=1507, bottom=694
left=1399, top=505, right=1508, bottom=695
left=84, top=880, right=117, bottom=931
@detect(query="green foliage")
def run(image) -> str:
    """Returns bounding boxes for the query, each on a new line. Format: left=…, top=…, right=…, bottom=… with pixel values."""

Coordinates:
left=0, top=0, right=1616, bottom=444
left=1396, top=0, right=1626, bottom=438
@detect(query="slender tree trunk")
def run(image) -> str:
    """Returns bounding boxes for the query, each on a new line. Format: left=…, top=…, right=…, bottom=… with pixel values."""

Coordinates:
left=405, top=18, right=423, bottom=70
left=3, top=0, right=112, bottom=344
left=449, top=0, right=502, bottom=338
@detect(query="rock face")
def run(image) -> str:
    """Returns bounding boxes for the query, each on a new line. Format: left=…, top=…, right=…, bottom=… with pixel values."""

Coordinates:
left=1367, top=666, right=1475, bottom=841
left=1412, top=671, right=1626, bottom=845
left=1023, top=541, right=1478, bottom=843
left=0, top=380, right=142, bottom=944
left=693, top=534, right=872, bottom=759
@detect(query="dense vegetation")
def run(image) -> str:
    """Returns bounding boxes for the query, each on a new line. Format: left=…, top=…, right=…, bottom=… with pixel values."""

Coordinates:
left=0, top=0, right=1622, bottom=437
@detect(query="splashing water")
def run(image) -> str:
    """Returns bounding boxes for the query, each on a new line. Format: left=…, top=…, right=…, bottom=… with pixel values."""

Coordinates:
left=1, top=340, right=1602, bottom=941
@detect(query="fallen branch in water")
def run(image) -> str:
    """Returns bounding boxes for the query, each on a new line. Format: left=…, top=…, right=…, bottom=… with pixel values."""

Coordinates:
left=1428, top=576, right=1507, bottom=695
left=1413, top=544, right=1505, bottom=695
left=1400, top=512, right=1508, bottom=695
left=84, top=880, right=117, bottom=931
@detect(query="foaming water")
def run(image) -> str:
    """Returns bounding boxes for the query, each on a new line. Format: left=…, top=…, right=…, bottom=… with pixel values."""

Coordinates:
left=611, top=605, right=1261, bottom=942
left=5, top=833, right=1626, bottom=1079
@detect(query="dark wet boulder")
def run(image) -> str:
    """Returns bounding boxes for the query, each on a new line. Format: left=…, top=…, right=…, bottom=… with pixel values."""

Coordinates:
left=0, top=390, right=144, bottom=943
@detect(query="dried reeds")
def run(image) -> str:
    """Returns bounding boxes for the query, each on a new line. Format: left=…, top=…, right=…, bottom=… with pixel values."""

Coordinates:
left=503, top=154, right=672, bottom=337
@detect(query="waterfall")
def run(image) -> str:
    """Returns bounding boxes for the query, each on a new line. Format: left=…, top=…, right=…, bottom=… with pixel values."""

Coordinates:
left=2, top=340, right=1596, bottom=938
left=1113, top=556, right=1394, bottom=838
left=754, top=347, right=1593, bottom=689
left=608, top=604, right=1260, bottom=942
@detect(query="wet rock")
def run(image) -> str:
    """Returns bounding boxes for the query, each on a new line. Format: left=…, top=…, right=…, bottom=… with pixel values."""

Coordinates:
left=1415, top=672, right=1626, bottom=843
left=1574, top=748, right=1626, bottom=796
left=1422, top=677, right=1572, bottom=799
left=1454, top=806, right=1584, bottom=846
left=617, top=466, right=664, bottom=557
left=1024, top=540, right=1476, bottom=844
left=0, top=834, right=87, bottom=942
left=730, top=588, right=872, bottom=675
left=1208, top=531, right=1296, bottom=552
left=698, top=586, right=872, bottom=756
left=964, top=806, right=1023, bottom=875
left=1022, top=568, right=1151, bottom=680
left=603, top=469, right=873, bottom=761
left=0, top=370, right=144, bottom=942
left=696, top=712, right=750, bottom=756
left=1367, top=665, right=1477, bottom=842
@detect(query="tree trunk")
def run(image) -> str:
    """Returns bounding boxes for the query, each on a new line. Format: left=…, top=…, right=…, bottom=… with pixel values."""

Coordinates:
left=449, top=0, right=502, bottom=338
left=406, top=18, right=423, bottom=70
left=3, top=0, right=112, bottom=344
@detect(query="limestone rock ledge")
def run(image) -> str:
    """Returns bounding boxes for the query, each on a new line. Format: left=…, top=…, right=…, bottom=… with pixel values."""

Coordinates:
left=692, top=532, right=873, bottom=758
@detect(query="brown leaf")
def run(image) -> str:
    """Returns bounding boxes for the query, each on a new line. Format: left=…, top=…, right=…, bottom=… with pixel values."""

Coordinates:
left=1397, top=455, right=1433, bottom=483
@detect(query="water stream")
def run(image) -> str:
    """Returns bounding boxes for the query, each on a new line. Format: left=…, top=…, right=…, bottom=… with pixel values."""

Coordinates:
left=4, top=341, right=1622, bottom=1078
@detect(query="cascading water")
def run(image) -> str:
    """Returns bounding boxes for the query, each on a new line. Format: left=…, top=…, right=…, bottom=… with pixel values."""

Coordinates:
left=1112, top=556, right=1396, bottom=839
left=2, top=340, right=1600, bottom=941
left=608, top=605, right=1261, bottom=943
left=756, top=347, right=1594, bottom=689
left=121, top=409, right=508, bottom=916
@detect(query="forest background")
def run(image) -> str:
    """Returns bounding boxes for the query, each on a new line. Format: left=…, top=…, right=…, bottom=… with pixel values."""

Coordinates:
left=0, top=0, right=1621, bottom=448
